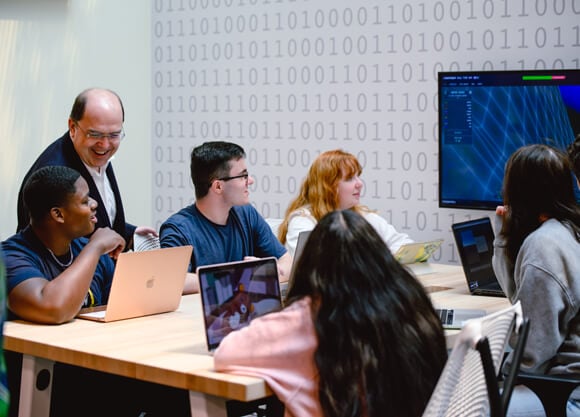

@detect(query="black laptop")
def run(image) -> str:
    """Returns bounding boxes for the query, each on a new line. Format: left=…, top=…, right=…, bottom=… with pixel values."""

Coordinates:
left=451, top=217, right=505, bottom=297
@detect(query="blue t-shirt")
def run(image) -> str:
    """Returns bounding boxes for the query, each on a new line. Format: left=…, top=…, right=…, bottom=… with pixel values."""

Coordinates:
left=160, top=204, right=286, bottom=272
left=1, top=227, right=115, bottom=319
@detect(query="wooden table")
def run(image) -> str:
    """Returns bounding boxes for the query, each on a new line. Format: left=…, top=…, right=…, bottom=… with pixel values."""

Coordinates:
left=413, top=263, right=511, bottom=347
left=3, top=264, right=510, bottom=417
left=4, top=294, right=272, bottom=417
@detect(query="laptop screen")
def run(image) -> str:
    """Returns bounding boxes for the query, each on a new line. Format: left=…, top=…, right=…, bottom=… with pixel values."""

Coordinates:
left=197, top=257, right=282, bottom=351
left=452, top=217, right=498, bottom=291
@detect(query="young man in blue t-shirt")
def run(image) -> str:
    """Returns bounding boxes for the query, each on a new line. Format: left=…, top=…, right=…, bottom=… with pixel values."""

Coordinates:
left=160, top=141, right=291, bottom=294
left=2, top=165, right=125, bottom=324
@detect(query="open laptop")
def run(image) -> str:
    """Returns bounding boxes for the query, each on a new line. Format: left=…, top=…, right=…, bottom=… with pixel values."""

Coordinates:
left=282, top=230, right=312, bottom=296
left=292, top=231, right=311, bottom=270
left=452, top=217, right=506, bottom=297
left=77, top=245, right=192, bottom=322
left=197, top=257, right=282, bottom=352
left=435, top=307, right=487, bottom=329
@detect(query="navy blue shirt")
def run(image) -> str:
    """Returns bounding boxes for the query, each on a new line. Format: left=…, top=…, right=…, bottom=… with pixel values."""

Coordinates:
left=1, top=226, right=115, bottom=319
left=160, top=204, right=286, bottom=272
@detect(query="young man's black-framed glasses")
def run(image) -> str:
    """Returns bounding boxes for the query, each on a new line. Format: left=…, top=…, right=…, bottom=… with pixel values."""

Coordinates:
left=217, top=173, right=250, bottom=182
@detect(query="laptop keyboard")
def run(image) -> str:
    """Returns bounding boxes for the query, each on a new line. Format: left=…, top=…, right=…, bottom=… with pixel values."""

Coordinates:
left=435, top=308, right=454, bottom=326
left=475, top=288, right=505, bottom=297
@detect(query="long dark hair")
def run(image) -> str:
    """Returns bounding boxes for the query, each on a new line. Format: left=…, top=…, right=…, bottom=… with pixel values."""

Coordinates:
left=286, top=210, right=447, bottom=417
left=501, top=144, right=580, bottom=262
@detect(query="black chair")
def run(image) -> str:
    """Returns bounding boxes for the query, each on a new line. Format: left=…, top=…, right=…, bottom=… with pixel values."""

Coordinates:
left=515, top=371, right=580, bottom=417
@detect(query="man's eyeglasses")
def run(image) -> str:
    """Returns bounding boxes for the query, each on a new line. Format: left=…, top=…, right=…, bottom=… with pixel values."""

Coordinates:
left=218, top=173, right=250, bottom=182
left=75, top=122, right=125, bottom=142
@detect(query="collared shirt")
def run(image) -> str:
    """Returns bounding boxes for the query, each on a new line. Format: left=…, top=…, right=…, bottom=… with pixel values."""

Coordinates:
left=84, top=161, right=117, bottom=225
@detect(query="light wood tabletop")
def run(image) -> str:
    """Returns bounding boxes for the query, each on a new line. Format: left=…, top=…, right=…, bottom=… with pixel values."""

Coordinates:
left=420, top=263, right=509, bottom=310
left=3, top=263, right=511, bottom=417
left=4, top=293, right=272, bottom=417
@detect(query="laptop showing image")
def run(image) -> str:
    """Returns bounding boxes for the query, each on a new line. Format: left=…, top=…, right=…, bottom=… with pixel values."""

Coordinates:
left=197, top=257, right=282, bottom=352
left=77, top=245, right=192, bottom=322
left=452, top=217, right=506, bottom=297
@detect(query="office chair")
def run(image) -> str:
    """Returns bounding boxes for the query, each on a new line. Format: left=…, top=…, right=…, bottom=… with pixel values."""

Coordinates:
left=133, top=233, right=161, bottom=251
left=422, top=301, right=529, bottom=417
left=515, top=371, right=580, bottom=417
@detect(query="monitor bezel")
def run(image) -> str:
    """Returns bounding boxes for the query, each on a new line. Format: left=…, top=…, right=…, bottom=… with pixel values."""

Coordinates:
left=438, top=68, right=580, bottom=211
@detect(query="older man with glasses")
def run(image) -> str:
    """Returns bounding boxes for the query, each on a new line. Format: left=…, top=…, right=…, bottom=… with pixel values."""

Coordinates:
left=16, top=88, right=156, bottom=249
left=160, top=141, right=292, bottom=294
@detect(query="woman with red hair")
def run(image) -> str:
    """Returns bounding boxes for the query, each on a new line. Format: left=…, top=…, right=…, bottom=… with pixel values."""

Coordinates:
left=278, top=149, right=413, bottom=257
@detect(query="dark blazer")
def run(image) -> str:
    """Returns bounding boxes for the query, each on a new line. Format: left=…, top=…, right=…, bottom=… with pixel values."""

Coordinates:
left=16, top=132, right=136, bottom=246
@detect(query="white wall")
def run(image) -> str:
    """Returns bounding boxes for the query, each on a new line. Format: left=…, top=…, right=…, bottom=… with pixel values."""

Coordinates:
left=2, top=1, right=580, bottom=266
left=151, top=0, right=580, bottom=264
left=0, top=0, right=151, bottom=240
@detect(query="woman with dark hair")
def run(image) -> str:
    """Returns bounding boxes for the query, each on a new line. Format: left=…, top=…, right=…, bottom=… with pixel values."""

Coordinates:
left=277, top=149, right=413, bottom=257
left=214, top=209, right=447, bottom=417
left=492, top=144, right=580, bottom=416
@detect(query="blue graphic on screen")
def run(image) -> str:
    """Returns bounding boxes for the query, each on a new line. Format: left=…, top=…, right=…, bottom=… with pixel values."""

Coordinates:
left=439, top=70, right=580, bottom=210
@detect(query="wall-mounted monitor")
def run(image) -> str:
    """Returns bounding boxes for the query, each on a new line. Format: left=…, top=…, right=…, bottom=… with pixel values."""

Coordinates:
left=438, top=69, right=580, bottom=210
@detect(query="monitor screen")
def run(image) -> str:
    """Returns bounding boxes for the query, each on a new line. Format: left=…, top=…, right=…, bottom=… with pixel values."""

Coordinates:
left=438, top=69, right=580, bottom=210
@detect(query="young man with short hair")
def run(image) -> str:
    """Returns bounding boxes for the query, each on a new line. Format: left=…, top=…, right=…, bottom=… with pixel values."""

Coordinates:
left=160, top=141, right=291, bottom=294
left=3, top=165, right=125, bottom=324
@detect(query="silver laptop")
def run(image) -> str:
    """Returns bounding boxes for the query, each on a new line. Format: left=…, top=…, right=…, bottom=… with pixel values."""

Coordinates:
left=77, top=245, right=192, bottom=322
left=452, top=217, right=505, bottom=297
left=282, top=230, right=312, bottom=296
left=292, top=231, right=311, bottom=270
left=435, top=308, right=487, bottom=329
left=197, top=257, right=282, bottom=352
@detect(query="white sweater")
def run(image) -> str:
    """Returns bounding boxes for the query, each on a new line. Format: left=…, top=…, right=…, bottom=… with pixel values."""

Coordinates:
left=284, top=207, right=413, bottom=257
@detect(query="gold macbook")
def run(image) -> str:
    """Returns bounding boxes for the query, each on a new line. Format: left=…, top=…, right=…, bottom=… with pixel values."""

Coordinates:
left=77, top=245, right=192, bottom=322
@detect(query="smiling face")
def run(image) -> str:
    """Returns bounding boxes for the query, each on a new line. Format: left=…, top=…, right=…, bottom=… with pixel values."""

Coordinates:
left=220, top=158, right=254, bottom=207
left=69, top=90, right=124, bottom=169
left=337, top=171, right=363, bottom=210
left=60, top=177, right=98, bottom=239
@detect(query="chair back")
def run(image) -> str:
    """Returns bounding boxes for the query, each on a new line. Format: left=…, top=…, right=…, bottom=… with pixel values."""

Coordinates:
left=134, top=233, right=161, bottom=251
left=422, top=301, right=528, bottom=417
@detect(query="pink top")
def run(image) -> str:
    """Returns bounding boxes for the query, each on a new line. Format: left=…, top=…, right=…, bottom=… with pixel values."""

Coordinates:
left=213, top=297, right=322, bottom=417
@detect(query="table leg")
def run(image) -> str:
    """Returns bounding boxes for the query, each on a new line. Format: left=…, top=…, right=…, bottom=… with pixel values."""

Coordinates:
left=18, top=355, right=53, bottom=417
left=189, top=391, right=228, bottom=417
